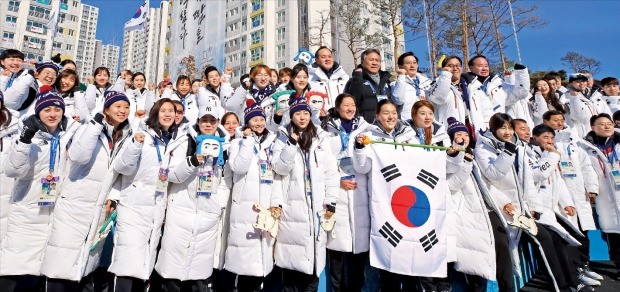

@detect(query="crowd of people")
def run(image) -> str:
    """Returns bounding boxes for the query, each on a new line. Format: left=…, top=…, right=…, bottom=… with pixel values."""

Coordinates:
left=0, top=45, right=619, bottom=292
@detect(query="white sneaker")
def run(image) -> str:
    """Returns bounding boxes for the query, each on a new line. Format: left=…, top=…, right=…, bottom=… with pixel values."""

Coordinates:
left=578, top=271, right=601, bottom=287
left=583, top=265, right=604, bottom=281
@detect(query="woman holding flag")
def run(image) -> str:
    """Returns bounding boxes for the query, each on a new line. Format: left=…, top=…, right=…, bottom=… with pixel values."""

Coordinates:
left=321, top=93, right=370, bottom=292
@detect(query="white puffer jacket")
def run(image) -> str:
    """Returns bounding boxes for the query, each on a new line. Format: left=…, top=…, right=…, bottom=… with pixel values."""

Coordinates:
left=76, top=78, right=126, bottom=121
left=0, top=110, right=19, bottom=244
left=0, top=119, right=72, bottom=276
left=41, top=120, right=132, bottom=281
left=197, top=84, right=233, bottom=119
left=427, top=71, right=493, bottom=133
left=554, top=127, right=598, bottom=230
left=323, top=116, right=370, bottom=254
left=447, top=155, right=496, bottom=280
left=582, top=132, right=620, bottom=233
left=224, top=131, right=279, bottom=277
left=391, top=73, right=432, bottom=119
left=567, top=88, right=612, bottom=137
left=1, top=69, right=38, bottom=116
left=308, top=64, right=349, bottom=111
left=163, top=89, right=200, bottom=123
left=108, top=125, right=190, bottom=280
left=155, top=134, right=231, bottom=281
left=503, top=69, right=533, bottom=128
left=271, top=127, right=339, bottom=276
left=605, top=95, right=620, bottom=114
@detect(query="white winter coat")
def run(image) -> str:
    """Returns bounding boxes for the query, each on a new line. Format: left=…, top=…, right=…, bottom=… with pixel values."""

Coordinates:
left=567, top=88, right=612, bottom=137
left=155, top=133, right=231, bottom=281
left=197, top=84, right=233, bottom=119
left=308, top=64, right=350, bottom=111
left=0, top=110, right=19, bottom=244
left=1, top=69, right=38, bottom=117
left=224, top=131, right=279, bottom=277
left=446, top=155, right=496, bottom=280
left=323, top=117, right=370, bottom=254
left=40, top=120, right=132, bottom=281
left=503, top=69, right=533, bottom=129
left=605, top=95, right=620, bottom=114
left=392, top=73, right=432, bottom=119
left=0, top=119, right=72, bottom=276
left=163, top=89, right=200, bottom=123
left=108, top=125, right=190, bottom=280
left=76, top=78, right=126, bottom=121
left=224, top=84, right=274, bottom=125
left=271, top=127, right=339, bottom=276
left=554, top=128, right=598, bottom=230
left=427, top=71, right=493, bottom=133
left=582, top=132, right=620, bottom=233
left=127, top=88, right=155, bottom=128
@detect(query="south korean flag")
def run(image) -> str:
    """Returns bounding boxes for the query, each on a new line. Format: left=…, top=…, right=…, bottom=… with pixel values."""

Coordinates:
left=369, top=144, right=447, bottom=277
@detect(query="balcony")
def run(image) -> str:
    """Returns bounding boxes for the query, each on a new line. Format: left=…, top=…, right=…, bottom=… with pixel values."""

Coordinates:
left=225, top=43, right=240, bottom=53
left=249, top=8, right=263, bottom=18
left=249, top=59, right=263, bottom=67
left=249, top=41, right=262, bottom=50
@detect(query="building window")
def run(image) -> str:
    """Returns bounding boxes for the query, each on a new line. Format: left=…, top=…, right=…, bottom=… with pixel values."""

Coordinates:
left=250, top=46, right=263, bottom=62
left=250, top=30, right=263, bottom=45
left=66, top=44, right=73, bottom=51
left=252, top=0, right=264, bottom=11
left=277, top=61, right=285, bottom=69
left=2, top=32, right=15, bottom=40
left=277, top=11, right=285, bottom=24
left=8, top=0, right=20, bottom=12
left=277, top=27, right=285, bottom=41
left=29, top=6, right=52, bottom=20
left=5, top=16, right=18, bottom=23
left=251, top=13, right=264, bottom=28
left=276, top=44, right=286, bottom=58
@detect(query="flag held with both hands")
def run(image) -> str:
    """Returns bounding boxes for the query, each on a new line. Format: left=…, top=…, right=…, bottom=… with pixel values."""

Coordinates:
left=124, top=0, right=149, bottom=32
left=369, top=144, right=447, bottom=277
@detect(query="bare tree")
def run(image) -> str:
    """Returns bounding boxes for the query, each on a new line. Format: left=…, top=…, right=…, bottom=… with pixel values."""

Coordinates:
left=309, top=10, right=330, bottom=47
left=337, top=0, right=380, bottom=64
left=561, top=51, right=602, bottom=75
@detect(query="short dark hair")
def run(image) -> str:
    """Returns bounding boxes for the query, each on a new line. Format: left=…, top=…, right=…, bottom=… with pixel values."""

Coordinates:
left=175, top=75, right=191, bottom=88
left=441, top=55, right=462, bottom=68
left=132, top=72, right=146, bottom=82
left=511, top=118, right=528, bottom=129
left=60, top=59, right=76, bottom=67
left=0, top=49, right=25, bottom=61
left=613, top=111, right=620, bottom=122
left=221, top=112, right=239, bottom=126
left=278, top=67, right=293, bottom=78
left=532, top=124, right=555, bottom=137
left=314, top=46, right=332, bottom=58
left=489, top=113, right=513, bottom=133
left=203, top=66, right=220, bottom=78
left=291, top=63, right=308, bottom=79
left=376, top=99, right=398, bottom=114
left=542, top=110, right=564, bottom=121
left=397, top=52, right=419, bottom=66
left=545, top=71, right=562, bottom=82
left=601, top=77, right=619, bottom=87
left=468, top=55, right=488, bottom=67
left=590, top=113, right=612, bottom=126
left=146, top=98, right=179, bottom=133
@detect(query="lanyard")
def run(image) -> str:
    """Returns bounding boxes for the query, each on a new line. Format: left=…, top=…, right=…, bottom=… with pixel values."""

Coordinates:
left=367, top=81, right=383, bottom=95
left=338, top=126, right=350, bottom=152
left=6, top=73, right=17, bottom=89
left=406, top=76, right=421, bottom=97
left=49, top=133, right=60, bottom=173
left=254, top=143, right=273, bottom=161
left=154, top=138, right=163, bottom=164
left=566, top=144, right=572, bottom=160
left=606, top=148, right=619, bottom=167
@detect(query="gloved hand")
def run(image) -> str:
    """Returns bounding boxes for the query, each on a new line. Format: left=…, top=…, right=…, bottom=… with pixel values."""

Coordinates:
left=19, top=115, right=40, bottom=144
left=92, top=112, right=105, bottom=125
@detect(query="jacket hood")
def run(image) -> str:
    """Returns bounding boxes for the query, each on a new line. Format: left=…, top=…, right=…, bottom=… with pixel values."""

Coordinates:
left=324, top=115, right=367, bottom=133
left=478, top=129, right=518, bottom=150
left=584, top=130, right=620, bottom=147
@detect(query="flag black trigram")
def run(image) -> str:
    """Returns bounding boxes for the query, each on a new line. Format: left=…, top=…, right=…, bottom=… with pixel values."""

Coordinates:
left=379, top=222, right=403, bottom=247
left=381, top=164, right=401, bottom=182
left=420, top=229, right=438, bottom=252
left=417, top=169, right=438, bottom=189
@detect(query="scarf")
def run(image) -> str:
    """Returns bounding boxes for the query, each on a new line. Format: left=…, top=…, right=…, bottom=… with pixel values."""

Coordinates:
left=251, top=83, right=276, bottom=104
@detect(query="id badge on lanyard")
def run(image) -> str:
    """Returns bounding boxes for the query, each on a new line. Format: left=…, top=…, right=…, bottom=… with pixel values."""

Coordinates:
left=154, top=139, right=170, bottom=196
left=39, top=135, right=60, bottom=206
left=338, top=152, right=355, bottom=180
left=197, top=161, right=214, bottom=197
left=559, top=160, right=577, bottom=177
left=258, top=145, right=274, bottom=184
left=611, top=170, right=620, bottom=190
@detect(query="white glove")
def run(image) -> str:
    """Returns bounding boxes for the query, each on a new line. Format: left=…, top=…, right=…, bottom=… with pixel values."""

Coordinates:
left=507, top=212, right=538, bottom=236
left=252, top=203, right=279, bottom=237
left=318, top=210, right=336, bottom=238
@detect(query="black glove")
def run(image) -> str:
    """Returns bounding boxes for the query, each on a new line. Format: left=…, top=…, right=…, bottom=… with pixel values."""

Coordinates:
left=92, top=112, right=105, bottom=125
left=504, top=141, right=517, bottom=154
left=514, top=63, right=526, bottom=70
left=19, top=115, right=40, bottom=144
left=189, top=155, right=201, bottom=167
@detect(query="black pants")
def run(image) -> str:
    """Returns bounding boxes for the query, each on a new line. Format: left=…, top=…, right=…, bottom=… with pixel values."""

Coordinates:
left=280, top=268, right=319, bottom=292
left=46, top=275, right=95, bottom=292
left=327, top=249, right=368, bottom=292
left=112, top=275, right=145, bottom=292
left=522, top=224, right=578, bottom=289
left=210, top=269, right=233, bottom=292
left=377, top=269, right=417, bottom=291
left=229, top=272, right=264, bottom=292
left=0, top=275, right=45, bottom=292
left=160, top=278, right=209, bottom=292
left=605, top=232, right=620, bottom=269
left=417, top=263, right=452, bottom=291
left=556, top=216, right=590, bottom=267
left=488, top=211, right=515, bottom=292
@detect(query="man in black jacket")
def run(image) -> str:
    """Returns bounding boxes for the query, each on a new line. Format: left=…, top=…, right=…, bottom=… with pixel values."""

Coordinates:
left=344, top=49, right=393, bottom=123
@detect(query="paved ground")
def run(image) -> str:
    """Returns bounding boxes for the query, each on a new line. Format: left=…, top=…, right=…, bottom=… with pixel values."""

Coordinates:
left=520, top=261, right=619, bottom=292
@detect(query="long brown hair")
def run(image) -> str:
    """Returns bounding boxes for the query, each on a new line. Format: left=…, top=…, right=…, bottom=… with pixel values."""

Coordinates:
left=287, top=118, right=318, bottom=152
left=534, top=79, right=565, bottom=114
left=53, top=69, right=80, bottom=93
left=411, top=100, right=435, bottom=145
left=0, top=99, right=12, bottom=128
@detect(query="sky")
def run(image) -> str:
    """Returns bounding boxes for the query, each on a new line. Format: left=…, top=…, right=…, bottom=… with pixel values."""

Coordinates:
left=86, top=0, right=620, bottom=78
